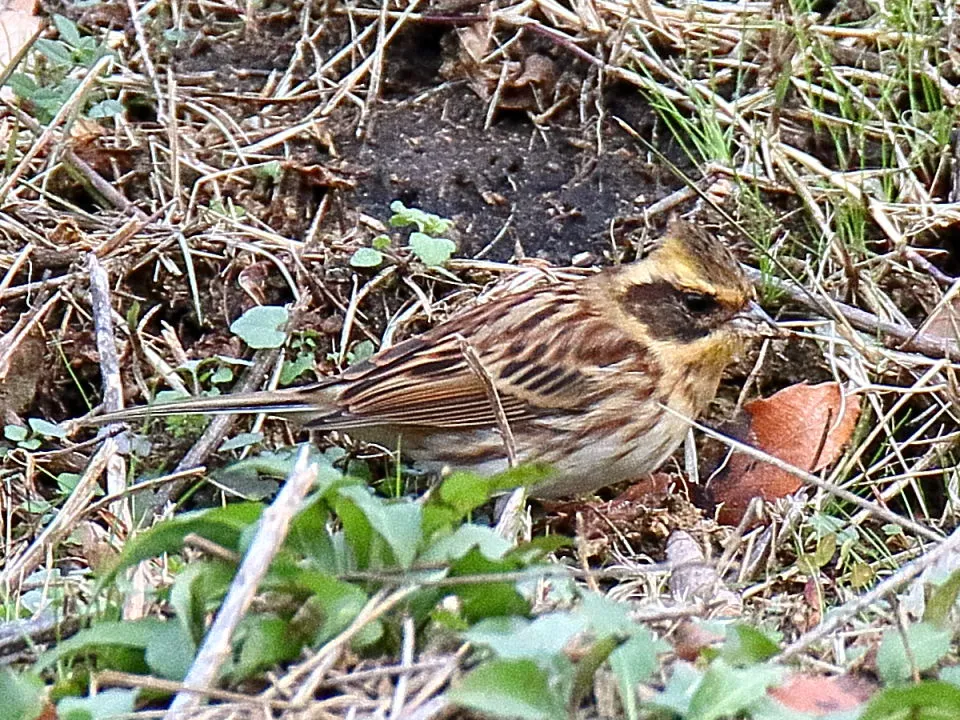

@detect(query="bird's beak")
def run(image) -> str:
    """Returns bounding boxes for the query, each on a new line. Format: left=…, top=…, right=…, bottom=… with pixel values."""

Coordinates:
left=731, top=301, right=783, bottom=338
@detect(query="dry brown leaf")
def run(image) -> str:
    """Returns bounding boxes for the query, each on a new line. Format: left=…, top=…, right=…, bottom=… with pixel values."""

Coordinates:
left=922, top=289, right=960, bottom=342
left=71, top=520, right=120, bottom=571
left=238, top=260, right=273, bottom=305
left=442, top=24, right=556, bottom=111
left=768, top=674, right=875, bottom=714
left=672, top=619, right=724, bottom=661
left=666, top=530, right=741, bottom=614
left=68, top=117, right=106, bottom=145
left=0, top=330, right=44, bottom=421
left=710, top=382, right=861, bottom=525
left=0, top=0, right=41, bottom=99
left=540, top=474, right=702, bottom=560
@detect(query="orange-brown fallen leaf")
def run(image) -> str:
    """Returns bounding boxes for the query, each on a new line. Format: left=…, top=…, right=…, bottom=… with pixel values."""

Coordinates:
left=0, top=0, right=41, bottom=99
left=709, top=382, right=860, bottom=525
left=768, top=673, right=875, bottom=714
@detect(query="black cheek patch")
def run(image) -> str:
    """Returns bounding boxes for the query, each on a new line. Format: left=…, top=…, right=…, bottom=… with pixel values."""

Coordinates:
left=623, top=281, right=709, bottom=342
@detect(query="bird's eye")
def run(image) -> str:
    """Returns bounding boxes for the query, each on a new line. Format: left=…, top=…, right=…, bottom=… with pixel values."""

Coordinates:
left=682, top=292, right=719, bottom=314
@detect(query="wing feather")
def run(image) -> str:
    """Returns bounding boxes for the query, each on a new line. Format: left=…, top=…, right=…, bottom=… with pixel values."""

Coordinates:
left=304, top=275, right=651, bottom=431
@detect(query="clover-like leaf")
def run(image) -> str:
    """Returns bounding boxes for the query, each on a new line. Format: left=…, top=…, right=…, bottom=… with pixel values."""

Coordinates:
left=28, top=418, right=66, bottom=439
left=230, top=305, right=288, bottom=348
left=409, top=232, right=456, bottom=266
left=4, top=425, right=27, bottom=442
left=350, top=248, right=384, bottom=268
left=389, top=201, right=453, bottom=236
left=88, top=99, right=123, bottom=119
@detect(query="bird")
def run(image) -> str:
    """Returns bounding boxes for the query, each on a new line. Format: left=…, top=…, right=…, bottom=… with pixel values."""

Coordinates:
left=86, top=219, right=775, bottom=498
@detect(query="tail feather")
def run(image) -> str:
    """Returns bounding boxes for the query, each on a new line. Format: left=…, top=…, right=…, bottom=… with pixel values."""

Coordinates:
left=85, top=389, right=323, bottom=426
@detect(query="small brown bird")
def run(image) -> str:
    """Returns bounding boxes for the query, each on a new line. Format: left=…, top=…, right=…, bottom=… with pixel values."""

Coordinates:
left=90, top=220, right=774, bottom=497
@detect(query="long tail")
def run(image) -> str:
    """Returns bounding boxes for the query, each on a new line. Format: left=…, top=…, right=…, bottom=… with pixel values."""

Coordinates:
left=84, top=387, right=325, bottom=426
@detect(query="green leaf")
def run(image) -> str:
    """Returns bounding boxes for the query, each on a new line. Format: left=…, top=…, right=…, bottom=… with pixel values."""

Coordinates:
left=422, top=524, right=512, bottom=562
left=87, top=99, right=123, bottom=119
left=263, top=564, right=367, bottom=644
left=372, top=234, right=391, bottom=250
left=57, top=689, right=136, bottom=720
left=686, top=659, right=783, bottom=720
left=448, top=548, right=530, bottom=621
left=218, top=432, right=263, bottom=452
left=169, top=560, right=234, bottom=644
left=28, top=418, right=67, bottom=439
left=35, top=39, right=73, bottom=65
left=350, top=247, right=384, bottom=268
left=218, top=449, right=347, bottom=502
left=348, top=339, right=375, bottom=365
left=336, top=486, right=422, bottom=568
left=389, top=201, right=453, bottom=236
left=862, top=681, right=960, bottom=720
left=216, top=449, right=300, bottom=481
left=508, top=535, right=572, bottom=563
left=431, top=467, right=556, bottom=528
left=103, top=503, right=263, bottom=581
left=448, top=659, right=565, bottom=720
left=256, top=160, right=282, bottom=180
left=57, top=473, right=82, bottom=494
left=577, top=592, right=636, bottom=638
left=154, top=389, right=191, bottom=406
left=230, top=305, right=289, bottom=348
left=465, top=612, right=585, bottom=662
left=813, top=534, right=837, bottom=566
left=280, top=352, right=315, bottom=385
left=720, top=625, right=781, bottom=666
left=438, top=472, right=496, bottom=517
left=145, top=620, right=196, bottom=680
left=4, top=424, right=27, bottom=442
left=877, top=623, right=953, bottom=683
left=210, top=365, right=234, bottom=384
left=231, top=614, right=303, bottom=681
left=8, top=73, right=37, bottom=97
left=0, top=667, right=45, bottom=720
left=409, top=232, right=456, bottom=266
left=649, top=662, right=703, bottom=716
left=941, top=665, right=960, bottom=687
left=422, top=504, right=460, bottom=542
left=284, top=499, right=337, bottom=569
left=610, top=630, right=667, bottom=720
left=925, top=569, right=960, bottom=629
left=53, top=14, right=82, bottom=46
left=487, top=463, right=556, bottom=493
left=34, top=619, right=168, bottom=671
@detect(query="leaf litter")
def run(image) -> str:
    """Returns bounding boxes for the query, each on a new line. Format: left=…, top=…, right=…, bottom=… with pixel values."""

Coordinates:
left=0, top=0, right=959, bottom=717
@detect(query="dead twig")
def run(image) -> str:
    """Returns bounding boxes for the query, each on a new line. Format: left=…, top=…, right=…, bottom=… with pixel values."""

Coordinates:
left=778, top=523, right=960, bottom=661
left=454, top=334, right=528, bottom=541
left=1, top=438, right=116, bottom=592
left=151, top=346, right=283, bottom=512
left=87, top=253, right=132, bottom=536
left=747, top=267, right=960, bottom=361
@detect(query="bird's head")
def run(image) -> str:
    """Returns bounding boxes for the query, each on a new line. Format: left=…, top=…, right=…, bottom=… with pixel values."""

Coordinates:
left=603, top=219, right=775, bottom=384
